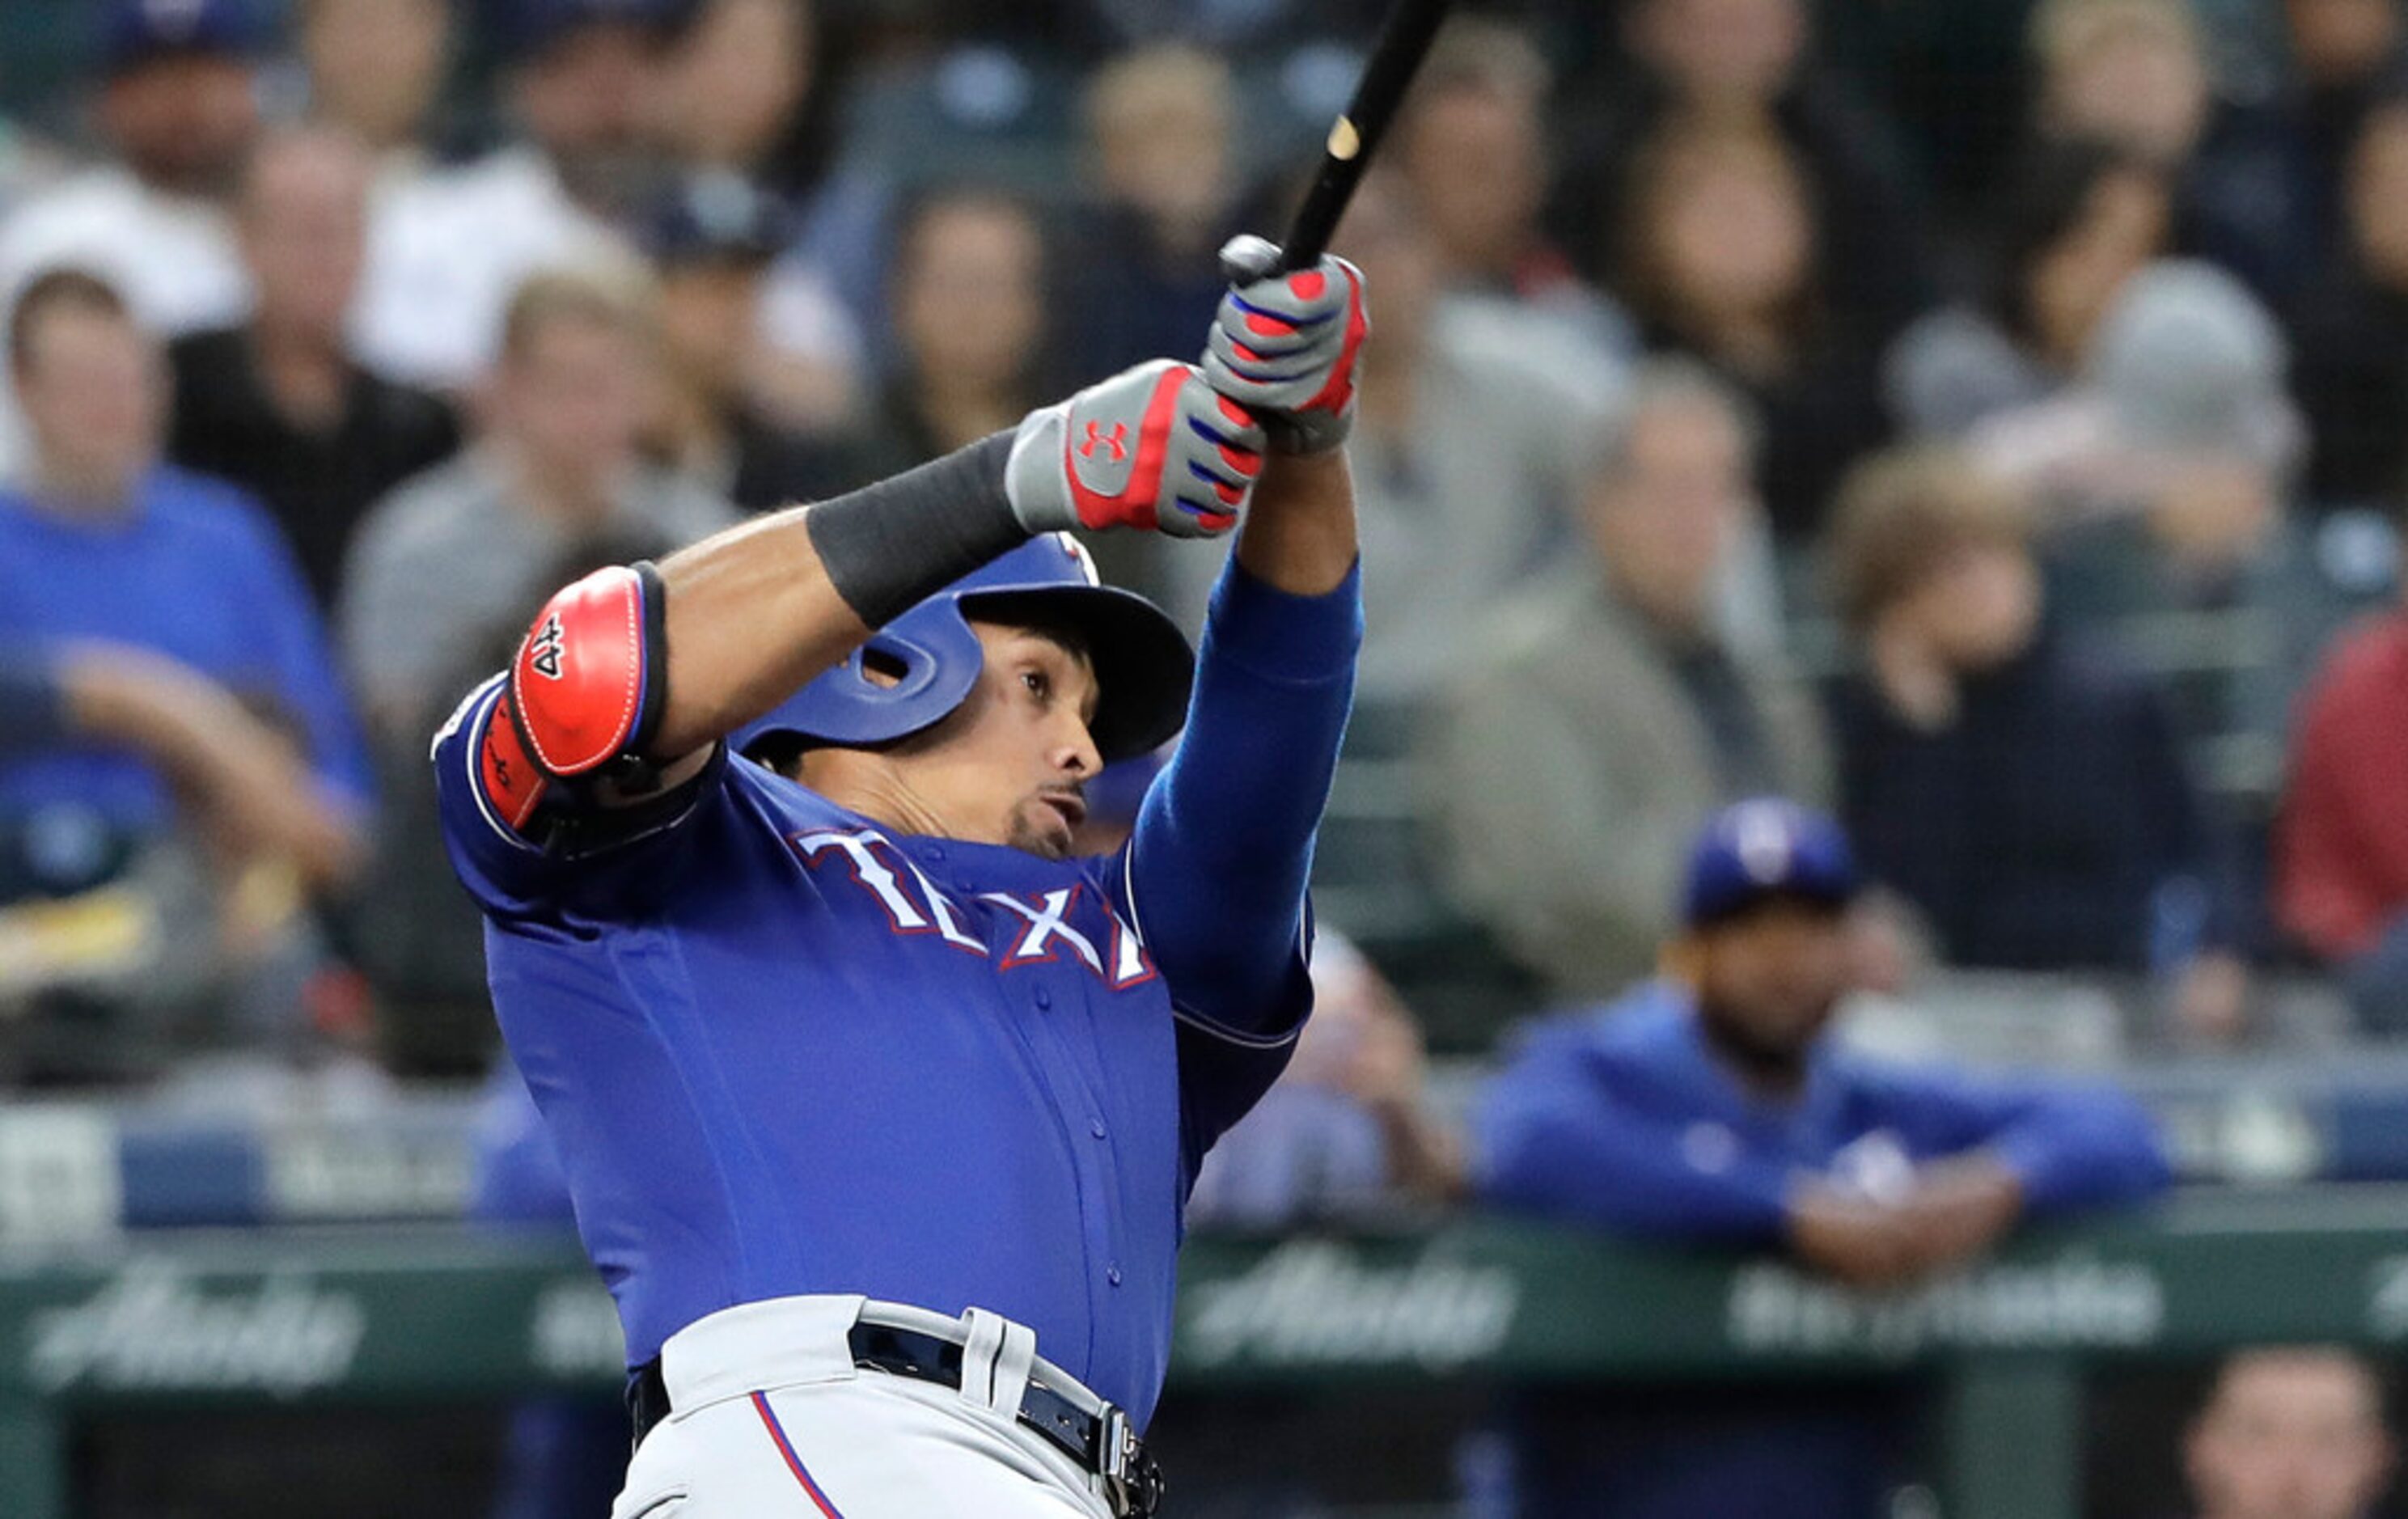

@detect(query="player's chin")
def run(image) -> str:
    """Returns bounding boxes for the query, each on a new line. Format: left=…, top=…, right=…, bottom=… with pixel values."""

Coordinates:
left=1005, top=803, right=1077, bottom=861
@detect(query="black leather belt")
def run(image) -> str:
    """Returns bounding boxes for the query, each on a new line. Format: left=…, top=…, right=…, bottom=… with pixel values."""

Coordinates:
left=628, top=1322, right=1165, bottom=1518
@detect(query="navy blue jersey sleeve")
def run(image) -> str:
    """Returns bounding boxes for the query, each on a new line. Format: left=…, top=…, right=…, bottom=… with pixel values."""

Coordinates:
left=1847, top=1063, right=2173, bottom=1216
left=1119, top=556, right=1361, bottom=1161
left=432, top=672, right=731, bottom=921
left=1472, top=1031, right=1796, bottom=1242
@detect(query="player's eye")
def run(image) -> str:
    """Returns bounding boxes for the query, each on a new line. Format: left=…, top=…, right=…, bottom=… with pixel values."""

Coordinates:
left=1021, top=669, right=1051, bottom=703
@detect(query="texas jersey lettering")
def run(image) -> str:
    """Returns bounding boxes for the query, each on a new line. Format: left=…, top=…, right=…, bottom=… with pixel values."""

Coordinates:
left=789, top=827, right=1155, bottom=989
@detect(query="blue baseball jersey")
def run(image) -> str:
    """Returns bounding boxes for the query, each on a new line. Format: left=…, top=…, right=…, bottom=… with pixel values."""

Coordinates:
left=435, top=559, right=1361, bottom=1428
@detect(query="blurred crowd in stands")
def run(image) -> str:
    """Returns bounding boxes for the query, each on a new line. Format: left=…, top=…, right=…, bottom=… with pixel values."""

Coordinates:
left=6, top=0, right=2408, bottom=1130
left=2, top=0, right=2408, bottom=1115
left=0, top=0, right=2402, bottom=1076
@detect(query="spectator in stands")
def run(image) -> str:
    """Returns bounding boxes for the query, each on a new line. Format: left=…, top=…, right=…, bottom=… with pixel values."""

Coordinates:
left=1809, top=0, right=2038, bottom=219
left=342, top=268, right=730, bottom=1072
left=292, top=0, right=455, bottom=169
left=0, top=0, right=265, bottom=340
left=2027, top=0, right=2307, bottom=303
left=1423, top=361, right=1830, bottom=1002
left=1615, top=117, right=1893, bottom=542
left=1992, top=263, right=2356, bottom=793
left=1886, top=140, right=2173, bottom=440
left=645, top=176, right=842, bottom=512
left=1973, top=260, right=2300, bottom=523
left=2293, top=99, right=2408, bottom=510
left=0, top=269, right=368, bottom=1081
left=649, top=0, right=862, bottom=434
left=2186, top=1348, right=2395, bottom=1519
left=2274, top=566, right=2408, bottom=1032
left=168, top=129, right=461, bottom=611
left=1824, top=448, right=2252, bottom=1039
left=650, top=0, right=813, bottom=184
left=354, top=0, right=680, bottom=389
left=1060, top=45, right=1267, bottom=385
left=2238, top=0, right=2408, bottom=297
left=1187, top=933, right=1462, bottom=1226
left=1475, top=800, right=2168, bottom=1519
left=344, top=265, right=733, bottom=747
left=846, top=189, right=1047, bottom=484
left=1559, top=0, right=1931, bottom=339
left=1395, top=19, right=1625, bottom=353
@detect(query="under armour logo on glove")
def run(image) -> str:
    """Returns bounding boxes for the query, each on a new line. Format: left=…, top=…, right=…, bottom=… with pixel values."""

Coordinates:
left=1202, top=235, right=1370, bottom=455
left=1005, top=359, right=1267, bottom=540
left=1078, top=421, right=1130, bottom=463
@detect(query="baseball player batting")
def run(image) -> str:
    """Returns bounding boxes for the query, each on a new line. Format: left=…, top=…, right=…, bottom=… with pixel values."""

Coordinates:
left=432, top=238, right=1369, bottom=1518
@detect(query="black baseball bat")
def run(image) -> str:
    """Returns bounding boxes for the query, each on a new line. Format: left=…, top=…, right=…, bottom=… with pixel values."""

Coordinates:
left=1279, top=0, right=1457, bottom=269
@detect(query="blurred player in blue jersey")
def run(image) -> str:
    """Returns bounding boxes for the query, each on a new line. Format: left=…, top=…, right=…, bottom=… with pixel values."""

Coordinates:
left=434, top=237, right=1367, bottom=1517
left=1475, top=798, right=2171, bottom=1519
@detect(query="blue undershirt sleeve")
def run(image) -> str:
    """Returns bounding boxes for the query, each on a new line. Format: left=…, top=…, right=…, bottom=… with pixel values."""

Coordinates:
left=1123, top=554, right=1361, bottom=1159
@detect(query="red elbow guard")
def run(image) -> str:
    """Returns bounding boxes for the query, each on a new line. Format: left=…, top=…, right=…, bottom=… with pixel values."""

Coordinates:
left=507, top=562, right=670, bottom=784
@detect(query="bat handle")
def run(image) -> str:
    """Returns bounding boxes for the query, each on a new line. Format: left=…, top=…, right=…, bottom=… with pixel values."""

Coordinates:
left=1279, top=117, right=1367, bottom=272
left=1280, top=199, right=1341, bottom=273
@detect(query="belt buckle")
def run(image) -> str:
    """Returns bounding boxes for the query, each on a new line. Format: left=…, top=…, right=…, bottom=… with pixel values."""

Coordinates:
left=1098, top=1406, right=1163, bottom=1518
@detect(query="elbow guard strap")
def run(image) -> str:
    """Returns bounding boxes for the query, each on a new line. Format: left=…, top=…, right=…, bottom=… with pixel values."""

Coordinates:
left=507, top=561, right=671, bottom=789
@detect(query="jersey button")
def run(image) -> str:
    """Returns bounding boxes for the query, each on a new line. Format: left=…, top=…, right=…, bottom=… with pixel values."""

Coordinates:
left=1089, top=1118, right=1107, bottom=1139
left=1107, top=1265, right=1124, bottom=1287
left=924, top=844, right=946, bottom=861
left=1034, top=986, right=1053, bottom=1010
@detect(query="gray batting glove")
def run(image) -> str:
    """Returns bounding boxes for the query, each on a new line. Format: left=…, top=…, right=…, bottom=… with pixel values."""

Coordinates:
left=1005, top=358, right=1267, bottom=539
left=1201, top=235, right=1370, bottom=455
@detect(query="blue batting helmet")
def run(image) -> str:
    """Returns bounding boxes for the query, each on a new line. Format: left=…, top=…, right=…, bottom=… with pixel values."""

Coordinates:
left=1682, top=799, right=1861, bottom=929
left=738, top=534, right=1194, bottom=764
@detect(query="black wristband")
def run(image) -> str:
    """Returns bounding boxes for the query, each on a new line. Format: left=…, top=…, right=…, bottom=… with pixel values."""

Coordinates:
left=804, top=432, right=1029, bottom=628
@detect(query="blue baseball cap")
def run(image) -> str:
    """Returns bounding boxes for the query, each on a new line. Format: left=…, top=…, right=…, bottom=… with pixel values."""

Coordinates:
left=1682, top=799, right=1861, bottom=929
left=642, top=173, right=794, bottom=269
left=489, top=0, right=691, bottom=61
left=101, top=0, right=265, bottom=74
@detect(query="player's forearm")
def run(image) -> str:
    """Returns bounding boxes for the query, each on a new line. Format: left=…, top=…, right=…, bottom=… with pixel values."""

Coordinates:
left=648, top=507, right=871, bottom=760
left=1233, top=448, right=1357, bottom=597
left=645, top=436, right=1027, bottom=760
